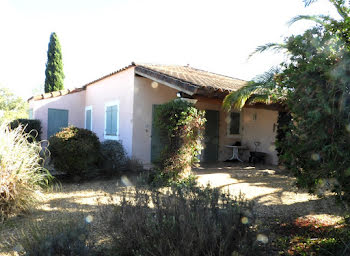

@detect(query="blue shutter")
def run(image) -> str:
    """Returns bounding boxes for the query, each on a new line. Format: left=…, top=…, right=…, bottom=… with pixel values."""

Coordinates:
left=106, top=106, right=112, bottom=135
left=111, top=105, right=118, bottom=135
left=105, top=104, right=118, bottom=136
left=48, top=109, right=68, bottom=138
left=85, top=109, right=92, bottom=130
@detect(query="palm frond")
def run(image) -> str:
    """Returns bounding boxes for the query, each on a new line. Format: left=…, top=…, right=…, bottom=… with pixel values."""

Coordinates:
left=303, top=0, right=318, bottom=7
left=287, top=15, right=332, bottom=27
left=249, top=43, right=286, bottom=59
left=223, top=82, right=259, bottom=111
left=330, top=0, right=350, bottom=19
left=223, top=68, right=286, bottom=111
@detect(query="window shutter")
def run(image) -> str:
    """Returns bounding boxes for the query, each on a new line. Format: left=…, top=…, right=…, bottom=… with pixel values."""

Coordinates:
left=86, top=109, right=92, bottom=130
left=111, top=105, right=118, bottom=135
left=105, top=105, right=118, bottom=136
left=106, top=106, right=112, bottom=135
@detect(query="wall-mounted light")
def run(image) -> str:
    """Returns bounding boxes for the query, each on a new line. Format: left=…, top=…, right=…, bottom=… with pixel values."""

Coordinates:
left=253, top=113, right=257, bottom=121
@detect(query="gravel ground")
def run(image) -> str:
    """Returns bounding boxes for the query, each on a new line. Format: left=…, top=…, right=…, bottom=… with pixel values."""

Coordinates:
left=194, top=162, right=343, bottom=220
left=0, top=163, right=344, bottom=255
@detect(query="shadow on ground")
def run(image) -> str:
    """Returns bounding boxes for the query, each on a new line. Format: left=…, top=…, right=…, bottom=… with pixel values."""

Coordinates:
left=193, top=162, right=344, bottom=219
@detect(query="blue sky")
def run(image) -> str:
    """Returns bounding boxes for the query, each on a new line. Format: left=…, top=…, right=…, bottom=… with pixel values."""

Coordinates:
left=0, top=0, right=337, bottom=99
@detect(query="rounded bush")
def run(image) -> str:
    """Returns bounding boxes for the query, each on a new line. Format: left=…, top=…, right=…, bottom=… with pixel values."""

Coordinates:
left=49, top=126, right=101, bottom=176
left=100, top=140, right=127, bottom=173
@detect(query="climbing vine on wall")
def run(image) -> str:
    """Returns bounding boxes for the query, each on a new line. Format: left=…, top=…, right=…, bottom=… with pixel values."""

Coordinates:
left=155, top=99, right=206, bottom=181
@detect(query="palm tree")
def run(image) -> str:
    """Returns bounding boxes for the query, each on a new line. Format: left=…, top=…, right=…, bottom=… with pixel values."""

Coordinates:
left=222, top=68, right=286, bottom=111
left=223, top=0, right=349, bottom=112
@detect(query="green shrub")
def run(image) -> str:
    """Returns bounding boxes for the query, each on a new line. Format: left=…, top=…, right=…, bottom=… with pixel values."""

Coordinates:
left=106, top=184, right=261, bottom=256
left=100, top=140, right=127, bottom=173
left=17, top=219, right=96, bottom=256
left=10, top=119, right=42, bottom=142
left=154, top=99, right=206, bottom=182
left=0, top=123, right=52, bottom=221
left=49, top=126, right=101, bottom=176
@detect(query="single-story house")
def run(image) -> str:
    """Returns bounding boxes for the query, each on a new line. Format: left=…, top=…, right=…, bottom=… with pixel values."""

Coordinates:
left=28, top=63, right=281, bottom=165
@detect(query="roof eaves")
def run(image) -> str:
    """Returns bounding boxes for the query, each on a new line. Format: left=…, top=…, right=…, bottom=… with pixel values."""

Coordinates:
left=27, top=88, right=85, bottom=102
left=135, top=65, right=199, bottom=95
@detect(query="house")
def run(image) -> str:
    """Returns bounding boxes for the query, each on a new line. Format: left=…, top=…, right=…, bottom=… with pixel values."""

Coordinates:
left=28, top=63, right=281, bottom=165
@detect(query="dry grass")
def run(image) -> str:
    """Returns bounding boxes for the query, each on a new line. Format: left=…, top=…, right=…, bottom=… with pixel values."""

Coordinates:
left=0, top=163, right=345, bottom=255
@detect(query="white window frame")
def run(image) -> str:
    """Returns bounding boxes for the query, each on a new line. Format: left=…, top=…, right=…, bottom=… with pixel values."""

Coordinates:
left=85, top=106, right=93, bottom=131
left=226, top=111, right=241, bottom=138
left=104, top=100, right=120, bottom=140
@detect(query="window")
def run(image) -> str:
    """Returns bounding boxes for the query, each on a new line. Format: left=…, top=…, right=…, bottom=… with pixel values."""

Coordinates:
left=28, top=108, right=33, bottom=119
left=227, top=112, right=240, bottom=136
left=85, top=106, right=92, bottom=131
left=104, top=101, right=119, bottom=140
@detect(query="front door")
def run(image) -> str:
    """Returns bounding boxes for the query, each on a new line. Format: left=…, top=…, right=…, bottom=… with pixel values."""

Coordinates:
left=203, top=110, right=219, bottom=162
left=151, top=105, right=167, bottom=163
left=47, top=108, right=68, bottom=138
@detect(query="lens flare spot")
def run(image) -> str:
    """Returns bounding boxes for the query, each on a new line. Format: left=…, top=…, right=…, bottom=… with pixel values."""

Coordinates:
left=121, top=175, right=133, bottom=186
left=257, top=234, right=268, bottom=244
left=85, top=215, right=93, bottom=223
left=14, top=244, right=24, bottom=252
left=346, top=124, right=350, bottom=133
left=311, top=153, right=320, bottom=161
left=241, top=217, right=249, bottom=224
left=151, top=81, right=158, bottom=88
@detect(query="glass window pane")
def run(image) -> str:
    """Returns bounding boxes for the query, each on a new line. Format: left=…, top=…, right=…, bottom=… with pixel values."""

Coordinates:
left=230, top=112, right=240, bottom=134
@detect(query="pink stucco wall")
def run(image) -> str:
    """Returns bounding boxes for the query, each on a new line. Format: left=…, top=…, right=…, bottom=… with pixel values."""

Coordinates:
left=132, top=77, right=178, bottom=163
left=29, top=68, right=278, bottom=165
left=85, top=67, right=135, bottom=156
left=241, top=108, right=279, bottom=165
left=29, top=91, right=86, bottom=140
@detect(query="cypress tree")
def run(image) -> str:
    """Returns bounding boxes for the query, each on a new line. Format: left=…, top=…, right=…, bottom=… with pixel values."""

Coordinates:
left=44, top=32, right=64, bottom=93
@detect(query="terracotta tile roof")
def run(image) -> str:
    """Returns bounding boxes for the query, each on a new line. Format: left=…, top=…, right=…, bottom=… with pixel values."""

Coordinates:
left=28, top=63, right=247, bottom=101
left=135, top=63, right=247, bottom=93
left=28, top=88, right=85, bottom=102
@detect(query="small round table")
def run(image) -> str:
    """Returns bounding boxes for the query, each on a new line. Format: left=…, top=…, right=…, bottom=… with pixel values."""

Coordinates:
left=225, top=145, right=248, bottom=162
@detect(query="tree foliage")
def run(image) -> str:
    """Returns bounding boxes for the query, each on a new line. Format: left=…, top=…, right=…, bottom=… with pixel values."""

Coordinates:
left=0, top=87, right=28, bottom=123
left=278, top=24, right=350, bottom=203
left=225, top=0, right=350, bottom=205
left=264, top=0, right=350, bottom=205
left=44, top=32, right=64, bottom=93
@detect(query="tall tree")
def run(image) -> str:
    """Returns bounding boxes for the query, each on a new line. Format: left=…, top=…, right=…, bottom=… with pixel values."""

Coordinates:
left=224, top=0, right=350, bottom=206
left=44, top=32, right=64, bottom=93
